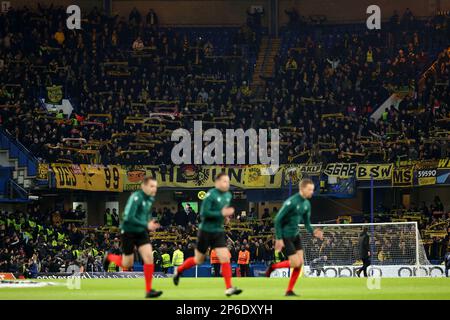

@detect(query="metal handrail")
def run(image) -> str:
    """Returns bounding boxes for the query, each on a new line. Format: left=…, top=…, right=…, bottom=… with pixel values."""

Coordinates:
left=0, top=126, right=39, bottom=164
left=8, top=178, right=28, bottom=199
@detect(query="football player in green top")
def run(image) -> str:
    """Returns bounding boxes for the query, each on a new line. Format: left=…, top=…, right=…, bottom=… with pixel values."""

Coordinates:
left=103, top=176, right=163, bottom=298
left=265, top=178, right=323, bottom=297
left=173, top=172, right=242, bottom=296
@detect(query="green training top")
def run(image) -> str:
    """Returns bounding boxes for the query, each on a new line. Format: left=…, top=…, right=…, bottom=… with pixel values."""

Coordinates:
left=199, top=188, right=232, bottom=233
left=120, top=190, right=154, bottom=234
left=274, top=193, right=313, bottom=239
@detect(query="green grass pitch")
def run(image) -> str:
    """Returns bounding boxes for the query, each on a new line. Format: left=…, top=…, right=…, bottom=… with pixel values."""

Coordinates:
left=1, top=277, right=449, bottom=300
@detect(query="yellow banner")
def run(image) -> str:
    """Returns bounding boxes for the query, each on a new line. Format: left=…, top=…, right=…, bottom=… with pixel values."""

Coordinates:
left=46, top=85, right=63, bottom=104
left=438, top=158, right=450, bottom=169
left=392, top=166, right=414, bottom=187
left=414, top=160, right=439, bottom=170
left=51, top=164, right=123, bottom=191
left=356, top=164, right=393, bottom=180
left=37, top=163, right=49, bottom=180
left=48, top=160, right=450, bottom=191
left=243, top=165, right=267, bottom=188
left=123, top=165, right=284, bottom=191
left=418, top=177, right=436, bottom=186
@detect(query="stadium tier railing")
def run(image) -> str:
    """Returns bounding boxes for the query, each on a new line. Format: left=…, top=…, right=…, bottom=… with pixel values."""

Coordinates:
left=0, top=126, right=38, bottom=177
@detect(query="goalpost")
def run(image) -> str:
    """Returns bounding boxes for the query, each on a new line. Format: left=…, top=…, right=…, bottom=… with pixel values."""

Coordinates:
left=297, top=222, right=437, bottom=277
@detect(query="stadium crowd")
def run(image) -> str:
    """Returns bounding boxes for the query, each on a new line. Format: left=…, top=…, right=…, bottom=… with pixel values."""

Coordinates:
left=371, top=197, right=449, bottom=261
left=0, top=4, right=258, bottom=165
left=270, top=11, right=449, bottom=164
left=0, top=203, right=276, bottom=276
left=0, top=4, right=449, bottom=278
left=0, top=197, right=448, bottom=277
left=0, top=6, right=448, bottom=166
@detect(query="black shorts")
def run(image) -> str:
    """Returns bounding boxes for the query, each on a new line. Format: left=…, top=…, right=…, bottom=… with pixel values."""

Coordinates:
left=196, top=230, right=227, bottom=254
left=121, top=231, right=151, bottom=255
left=283, top=234, right=303, bottom=256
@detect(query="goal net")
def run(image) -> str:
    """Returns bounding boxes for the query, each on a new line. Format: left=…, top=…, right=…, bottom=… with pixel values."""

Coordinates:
left=298, top=222, right=433, bottom=277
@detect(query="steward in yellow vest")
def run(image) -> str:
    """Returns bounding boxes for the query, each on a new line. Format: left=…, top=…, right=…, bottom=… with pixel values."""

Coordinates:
left=172, top=246, right=184, bottom=267
left=161, top=252, right=172, bottom=274
left=366, top=48, right=373, bottom=63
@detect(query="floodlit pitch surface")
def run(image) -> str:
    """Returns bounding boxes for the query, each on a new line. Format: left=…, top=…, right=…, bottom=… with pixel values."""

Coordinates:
left=0, top=278, right=449, bottom=300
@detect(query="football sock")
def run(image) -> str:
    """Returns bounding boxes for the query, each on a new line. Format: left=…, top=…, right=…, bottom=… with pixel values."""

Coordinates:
left=144, top=263, right=154, bottom=292
left=287, top=267, right=301, bottom=292
left=221, top=262, right=232, bottom=289
left=272, top=260, right=290, bottom=269
left=177, top=256, right=196, bottom=274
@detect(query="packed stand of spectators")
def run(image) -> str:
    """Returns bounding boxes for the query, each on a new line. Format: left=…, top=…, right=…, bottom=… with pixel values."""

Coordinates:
left=0, top=4, right=259, bottom=165
left=0, top=6, right=447, bottom=166
left=370, top=196, right=449, bottom=262
left=267, top=9, right=449, bottom=164
left=0, top=203, right=278, bottom=277
left=0, top=204, right=99, bottom=277
left=1, top=197, right=448, bottom=278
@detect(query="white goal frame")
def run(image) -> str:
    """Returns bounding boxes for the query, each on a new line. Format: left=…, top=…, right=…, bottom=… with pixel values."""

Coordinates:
left=298, top=221, right=428, bottom=268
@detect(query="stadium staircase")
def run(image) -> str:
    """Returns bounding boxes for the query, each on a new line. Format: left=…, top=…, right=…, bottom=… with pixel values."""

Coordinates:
left=417, top=50, right=445, bottom=93
left=370, top=93, right=404, bottom=121
left=0, top=127, right=38, bottom=201
left=251, top=37, right=280, bottom=98
left=370, top=49, right=445, bottom=121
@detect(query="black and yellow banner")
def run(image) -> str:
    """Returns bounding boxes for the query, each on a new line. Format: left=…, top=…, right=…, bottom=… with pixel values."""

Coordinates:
left=45, top=85, right=63, bottom=104
left=324, top=163, right=358, bottom=178
left=356, top=164, right=393, bottom=180
left=123, top=165, right=283, bottom=191
left=37, top=163, right=49, bottom=181
left=392, top=166, right=414, bottom=187
left=437, top=158, right=450, bottom=169
left=418, top=176, right=436, bottom=186
left=47, top=160, right=450, bottom=191
left=51, top=164, right=123, bottom=191
left=414, top=159, right=439, bottom=170
left=123, top=164, right=324, bottom=191
left=51, top=164, right=320, bottom=191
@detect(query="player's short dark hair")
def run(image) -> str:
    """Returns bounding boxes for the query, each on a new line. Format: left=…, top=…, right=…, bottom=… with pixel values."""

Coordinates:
left=142, top=176, right=156, bottom=185
left=299, top=178, right=314, bottom=188
left=215, top=172, right=229, bottom=181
